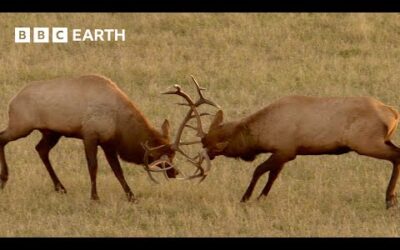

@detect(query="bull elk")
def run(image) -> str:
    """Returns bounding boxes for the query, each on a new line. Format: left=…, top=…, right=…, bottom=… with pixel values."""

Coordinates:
left=171, top=78, right=400, bottom=209
left=0, top=74, right=214, bottom=202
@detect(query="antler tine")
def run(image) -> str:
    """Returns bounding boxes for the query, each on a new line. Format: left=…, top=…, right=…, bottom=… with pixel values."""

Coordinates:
left=189, top=112, right=211, bottom=119
left=147, top=159, right=174, bottom=171
left=190, top=75, right=221, bottom=109
left=145, top=169, right=160, bottom=184
left=179, top=140, right=202, bottom=146
left=191, top=150, right=212, bottom=183
left=141, top=142, right=159, bottom=184
left=141, top=142, right=175, bottom=184
left=183, top=113, right=211, bottom=132
left=184, top=124, right=198, bottom=131
left=175, top=149, right=211, bottom=182
left=162, top=84, right=182, bottom=95
left=175, top=147, right=195, bottom=160
left=190, top=75, right=206, bottom=96
left=162, top=83, right=206, bottom=148
left=162, top=84, right=196, bottom=107
left=142, top=140, right=166, bottom=152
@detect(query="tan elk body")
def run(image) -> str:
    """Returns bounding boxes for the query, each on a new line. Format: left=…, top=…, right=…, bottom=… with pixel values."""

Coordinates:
left=200, top=95, right=400, bottom=208
left=0, top=75, right=178, bottom=201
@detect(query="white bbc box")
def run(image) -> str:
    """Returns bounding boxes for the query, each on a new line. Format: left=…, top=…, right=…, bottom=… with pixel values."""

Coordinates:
left=15, top=27, right=31, bottom=43
left=52, top=27, right=68, bottom=43
left=33, top=27, right=49, bottom=43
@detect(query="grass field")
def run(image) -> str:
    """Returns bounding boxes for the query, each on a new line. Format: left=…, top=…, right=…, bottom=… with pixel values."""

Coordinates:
left=1, top=13, right=400, bottom=236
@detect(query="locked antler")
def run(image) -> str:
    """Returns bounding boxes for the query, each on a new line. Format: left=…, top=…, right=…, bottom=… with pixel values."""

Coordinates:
left=162, top=76, right=219, bottom=181
left=141, top=141, right=174, bottom=184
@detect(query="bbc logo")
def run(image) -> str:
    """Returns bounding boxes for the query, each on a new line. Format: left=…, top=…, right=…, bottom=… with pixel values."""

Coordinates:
left=15, top=27, right=68, bottom=43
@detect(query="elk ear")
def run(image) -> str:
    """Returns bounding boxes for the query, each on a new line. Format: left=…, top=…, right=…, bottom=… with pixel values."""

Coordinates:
left=161, top=119, right=170, bottom=138
left=215, top=141, right=229, bottom=152
left=209, top=110, right=224, bottom=131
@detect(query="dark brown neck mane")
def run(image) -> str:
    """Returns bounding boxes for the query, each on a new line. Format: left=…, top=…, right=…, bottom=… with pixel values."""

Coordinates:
left=222, top=121, right=262, bottom=161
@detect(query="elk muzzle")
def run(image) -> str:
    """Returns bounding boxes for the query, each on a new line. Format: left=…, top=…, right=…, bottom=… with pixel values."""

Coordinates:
left=166, top=167, right=180, bottom=178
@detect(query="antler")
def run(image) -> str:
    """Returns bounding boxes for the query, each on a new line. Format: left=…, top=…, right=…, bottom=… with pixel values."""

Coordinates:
left=141, top=141, right=175, bottom=184
left=162, top=76, right=219, bottom=153
left=176, top=149, right=212, bottom=183
left=140, top=76, right=219, bottom=183
left=162, top=75, right=219, bottom=181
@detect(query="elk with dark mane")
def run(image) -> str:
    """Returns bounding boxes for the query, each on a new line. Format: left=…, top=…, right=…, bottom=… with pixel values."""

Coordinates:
left=170, top=78, right=400, bottom=209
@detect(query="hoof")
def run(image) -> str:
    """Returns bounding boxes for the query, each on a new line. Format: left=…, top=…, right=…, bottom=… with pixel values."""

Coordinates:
left=386, top=195, right=398, bottom=209
left=129, top=198, right=139, bottom=204
left=0, top=176, right=7, bottom=189
left=256, top=195, right=266, bottom=201
left=91, top=195, right=100, bottom=201
left=127, top=194, right=138, bottom=204
left=386, top=201, right=397, bottom=209
left=240, top=197, right=249, bottom=203
left=55, top=185, right=67, bottom=194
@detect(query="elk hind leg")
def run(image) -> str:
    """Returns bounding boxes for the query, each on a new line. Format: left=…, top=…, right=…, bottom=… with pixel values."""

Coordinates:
left=0, top=125, right=34, bottom=189
left=35, top=131, right=66, bottom=193
left=383, top=141, right=400, bottom=209
left=355, top=140, right=400, bottom=209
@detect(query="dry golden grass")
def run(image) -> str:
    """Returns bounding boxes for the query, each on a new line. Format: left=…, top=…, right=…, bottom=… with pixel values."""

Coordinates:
left=1, top=13, right=400, bottom=236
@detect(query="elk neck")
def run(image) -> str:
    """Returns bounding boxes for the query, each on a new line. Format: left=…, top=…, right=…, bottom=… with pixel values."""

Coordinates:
left=221, top=120, right=262, bottom=161
left=115, top=102, right=168, bottom=164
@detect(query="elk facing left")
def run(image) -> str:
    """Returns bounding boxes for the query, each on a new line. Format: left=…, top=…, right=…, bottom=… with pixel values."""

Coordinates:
left=0, top=74, right=180, bottom=202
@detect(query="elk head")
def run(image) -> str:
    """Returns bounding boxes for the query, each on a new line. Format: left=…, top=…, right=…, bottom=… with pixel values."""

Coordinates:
left=200, top=110, right=232, bottom=160
left=162, top=76, right=220, bottom=182
left=141, top=120, right=178, bottom=184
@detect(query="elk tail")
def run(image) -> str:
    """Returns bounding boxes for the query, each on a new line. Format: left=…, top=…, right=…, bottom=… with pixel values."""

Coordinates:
left=384, top=105, right=399, bottom=141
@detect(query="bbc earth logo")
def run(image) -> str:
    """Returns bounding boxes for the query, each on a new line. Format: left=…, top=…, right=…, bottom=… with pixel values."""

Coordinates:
left=15, top=27, right=126, bottom=43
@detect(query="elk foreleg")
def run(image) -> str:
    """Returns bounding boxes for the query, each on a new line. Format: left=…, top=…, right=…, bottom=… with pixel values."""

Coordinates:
left=36, top=131, right=66, bottom=193
left=241, top=153, right=291, bottom=202
left=257, top=164, right=285, bottom=200
left=83, top=137, right=99, bottom=201
left=102, top=144, right=136, bottom=203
